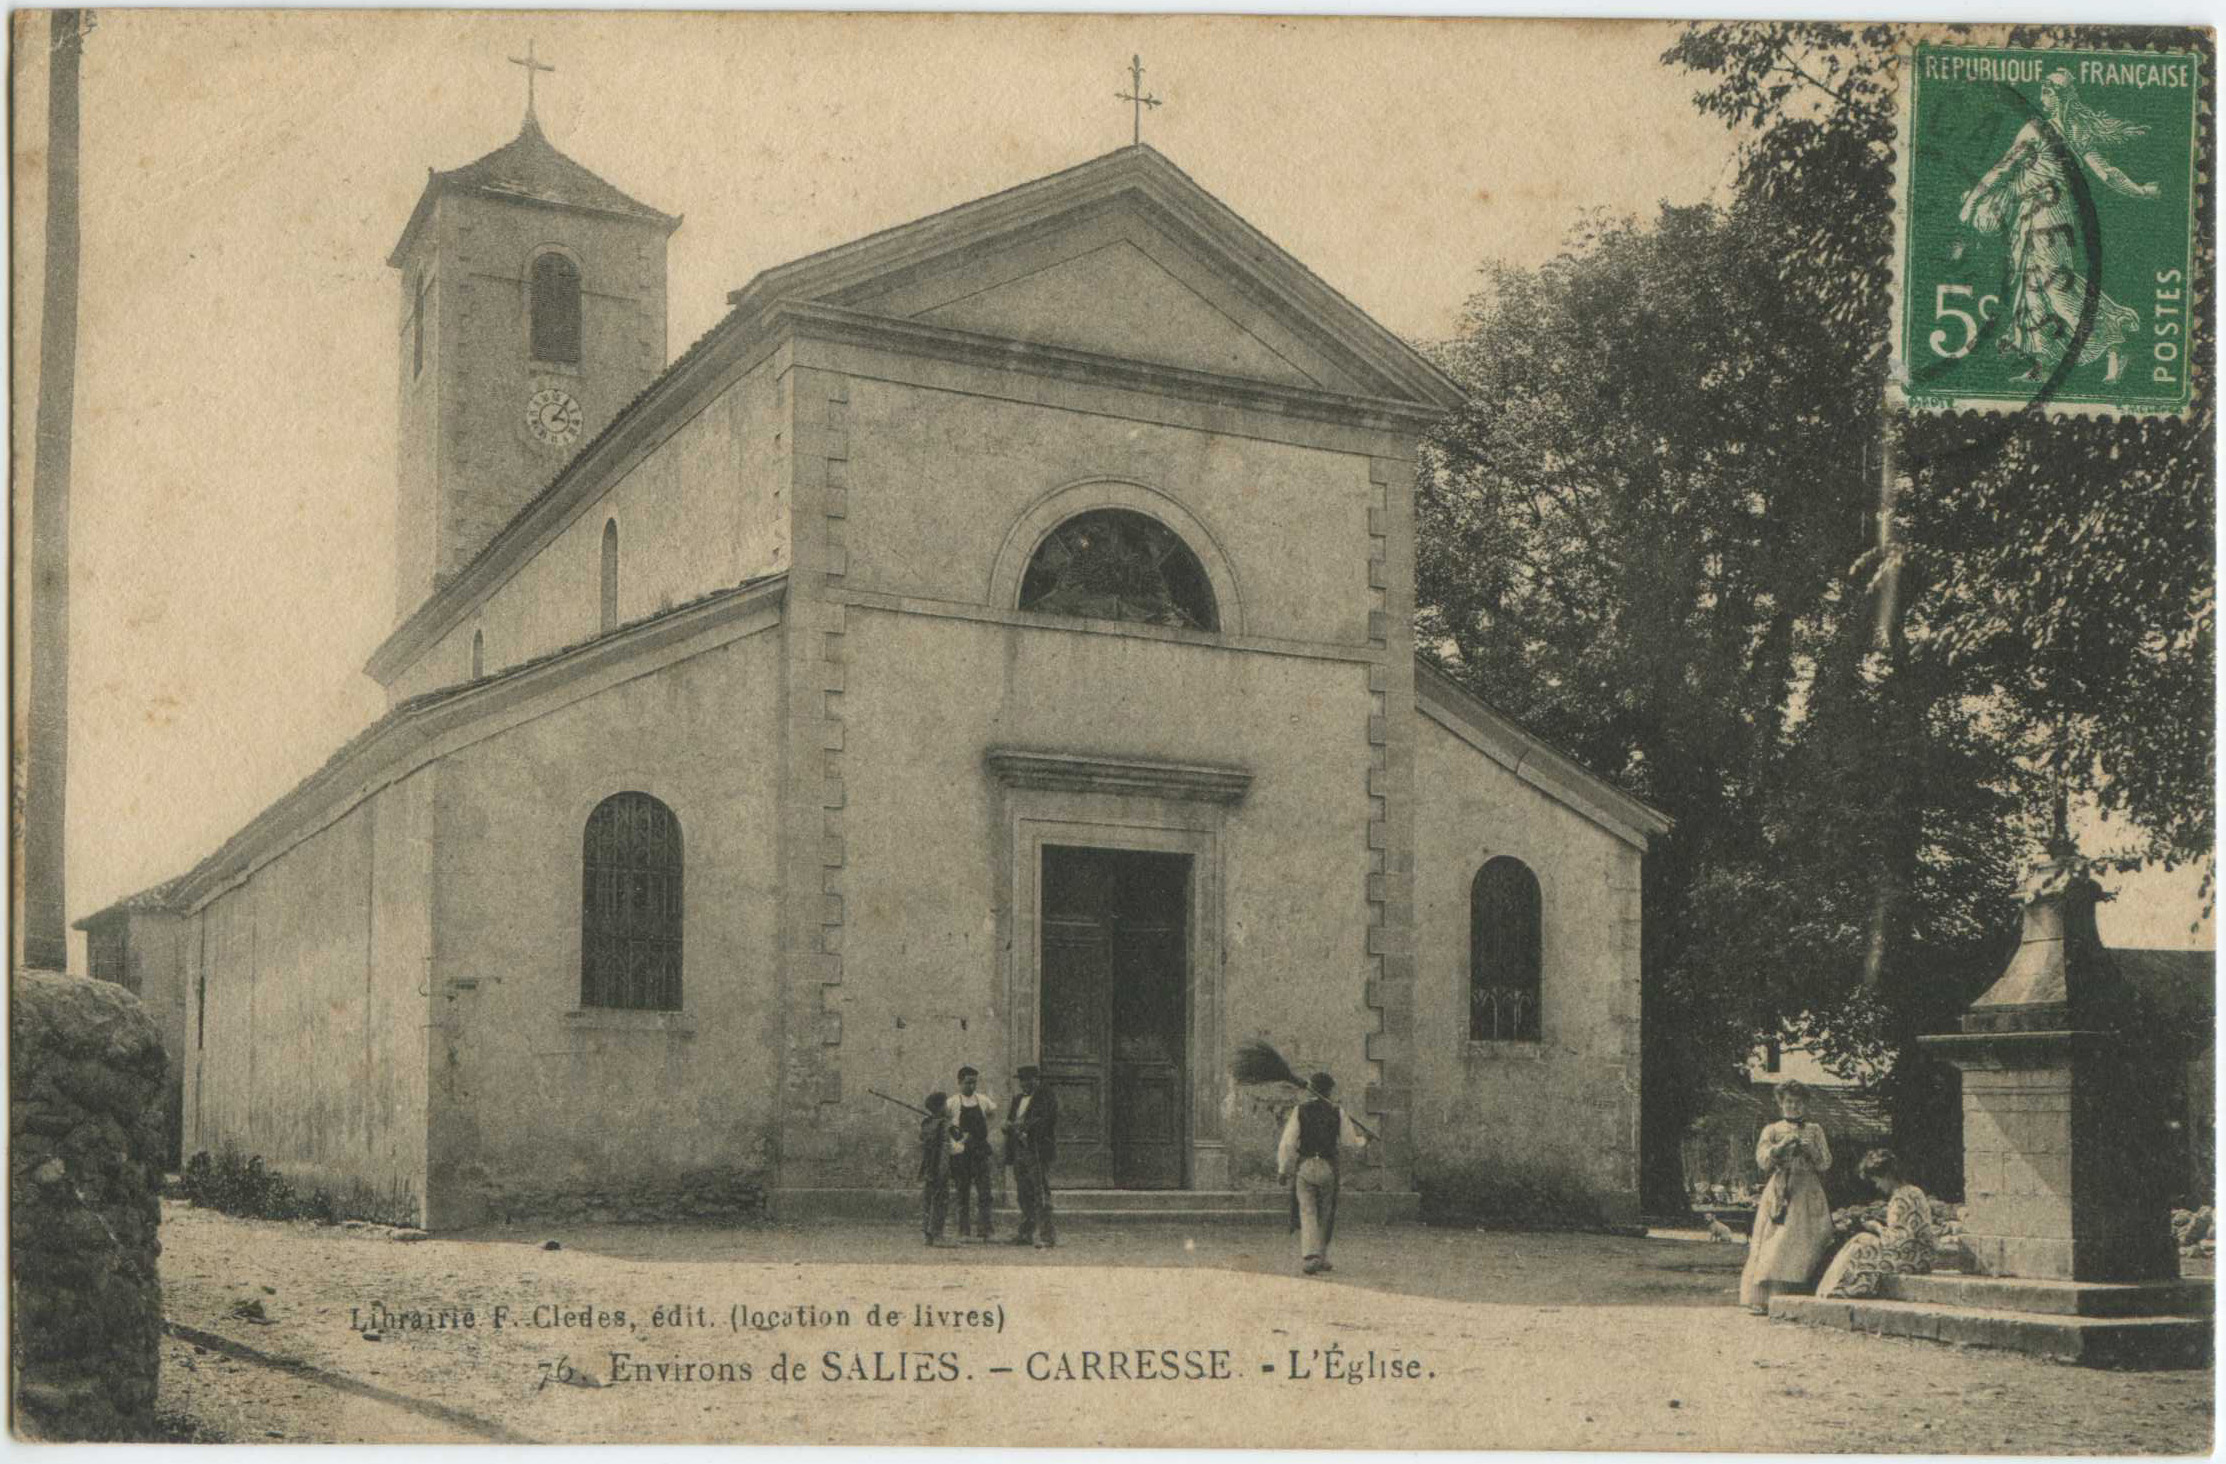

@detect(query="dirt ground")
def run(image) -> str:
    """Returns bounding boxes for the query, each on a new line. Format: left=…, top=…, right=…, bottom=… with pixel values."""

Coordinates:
left=150, top=1200, right=2212, bottom=1451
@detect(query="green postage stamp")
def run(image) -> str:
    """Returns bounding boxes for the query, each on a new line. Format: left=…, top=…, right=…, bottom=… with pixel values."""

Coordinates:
left=1895, top=43, right=2202, bottom=416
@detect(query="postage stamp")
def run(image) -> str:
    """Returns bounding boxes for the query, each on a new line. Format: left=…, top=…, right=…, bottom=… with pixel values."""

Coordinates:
left=1895, top=43, right=2203, bottom=416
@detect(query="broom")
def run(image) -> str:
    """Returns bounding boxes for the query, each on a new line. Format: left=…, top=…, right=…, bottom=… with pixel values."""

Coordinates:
left=1232, top=1039, right=1381, bottom=1143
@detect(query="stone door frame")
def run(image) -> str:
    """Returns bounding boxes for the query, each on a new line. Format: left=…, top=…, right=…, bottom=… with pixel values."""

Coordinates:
left=986, top=749, right=1250, bottom=1191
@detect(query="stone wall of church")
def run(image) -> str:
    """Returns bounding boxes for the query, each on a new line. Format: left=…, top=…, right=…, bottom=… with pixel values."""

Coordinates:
left=832, top=375, right=1378, bottom=646
left=766, top=358, right=1401, bottom=1191
left=803, top=607, right=1381, bottom=1190
left=183, top=771, right=437, bottom=1224
left=389, top=356, right=788, bottom=702
left=1409, top=713, right=1645, bottom=1222
left=420, top=626, right=784, bottom=1228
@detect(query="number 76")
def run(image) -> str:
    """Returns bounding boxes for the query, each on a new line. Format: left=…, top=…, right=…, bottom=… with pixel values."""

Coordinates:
left=1930, top=284, right=2000, bottom=359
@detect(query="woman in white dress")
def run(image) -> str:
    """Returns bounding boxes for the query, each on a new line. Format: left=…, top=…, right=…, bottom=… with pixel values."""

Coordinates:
left=1738, top=1081, right=1834, bottom=1314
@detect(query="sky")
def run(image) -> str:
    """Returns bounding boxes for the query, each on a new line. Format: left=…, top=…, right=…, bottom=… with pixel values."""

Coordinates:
left=10, top=11, right=2212, bottom=962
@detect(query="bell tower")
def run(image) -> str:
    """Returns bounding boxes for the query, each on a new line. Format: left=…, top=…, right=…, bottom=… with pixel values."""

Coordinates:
left=386, top=60, right=679, bottom=620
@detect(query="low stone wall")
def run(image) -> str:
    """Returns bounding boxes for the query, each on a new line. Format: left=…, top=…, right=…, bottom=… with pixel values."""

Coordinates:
left=12, top=970, right=168, bottom=1440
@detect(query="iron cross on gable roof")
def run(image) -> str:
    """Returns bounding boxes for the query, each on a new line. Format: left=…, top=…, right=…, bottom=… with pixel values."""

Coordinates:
left=1116, top=54, right=1161, bottom=146
left=509, top=39, right=555, bottom=124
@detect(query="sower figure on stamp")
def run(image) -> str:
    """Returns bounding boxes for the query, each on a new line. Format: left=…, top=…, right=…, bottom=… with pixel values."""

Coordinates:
left=917, top=1091, right=962, bottom=1247
left=1003, top=1064, right=1059, bottom=1249
left=950, top=1066, right=998, bottom=1241
left=1277, top=1071, right=1368, bottom=1275
left=1957, top=68, right=2156, bottom=385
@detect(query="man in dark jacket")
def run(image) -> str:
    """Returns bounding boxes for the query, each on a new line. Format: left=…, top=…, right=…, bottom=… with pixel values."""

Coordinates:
left=1003, top=1064, right=1058, bottom=1248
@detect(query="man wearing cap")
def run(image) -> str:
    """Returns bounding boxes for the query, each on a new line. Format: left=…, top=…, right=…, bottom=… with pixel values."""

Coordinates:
left=949, top=1066, right=999, bottom=1241
left=1003, top=1064, right=1059, bottom=1249
left=1276, top=1071, right=1367, bottom=1275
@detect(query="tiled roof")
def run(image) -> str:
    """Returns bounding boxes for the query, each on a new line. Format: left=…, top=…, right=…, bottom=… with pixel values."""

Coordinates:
left=388, top=114, right=678, bottom=266
left=1708, top=1080, right=1893, bottom=1145
left=2114, top=947, right=2216, bottom=1035
left=73, top=876, right=187, bottom=929
left=153, top=575, right=786, bottom=913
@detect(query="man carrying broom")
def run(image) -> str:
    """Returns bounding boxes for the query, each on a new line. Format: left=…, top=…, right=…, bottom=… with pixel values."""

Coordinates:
left=1277, top=1072, right=1368, bottom=1274
left=1235, top=1040, right=1373, bottom=1276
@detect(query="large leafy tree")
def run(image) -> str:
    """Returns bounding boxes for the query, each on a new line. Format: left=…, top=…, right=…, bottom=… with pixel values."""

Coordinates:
left=1419, top=197, right=2027, bottom=1209
left=1417, top=23, right=2209, bottom=1209
left=1666, top=21, right=2215, bottom=877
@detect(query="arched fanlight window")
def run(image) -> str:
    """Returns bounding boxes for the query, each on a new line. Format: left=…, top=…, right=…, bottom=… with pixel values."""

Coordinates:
left=581, top=792, right=683, bottom=1011
left=599, top=519, right=619, bottom=632
left=530, top=252, right=582, bottom=364
left=1017, top=508, right=1219, bottom=631
left=1469, top=856, right=1542, bottom=1042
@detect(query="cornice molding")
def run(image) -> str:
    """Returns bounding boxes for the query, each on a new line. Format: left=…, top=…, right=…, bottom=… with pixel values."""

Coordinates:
left=984, top=749, right=1253, bottom=805
left=776, top=302, right=1446, bottom=432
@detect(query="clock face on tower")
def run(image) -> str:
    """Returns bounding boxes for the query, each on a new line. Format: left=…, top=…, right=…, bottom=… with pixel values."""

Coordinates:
left=526, top=387, right=584, bottom=447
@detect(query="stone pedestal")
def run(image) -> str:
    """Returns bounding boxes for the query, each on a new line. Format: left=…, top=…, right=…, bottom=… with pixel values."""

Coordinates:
left=1935, top=1032, right=2179, bottom=1283
left=1922, top=858, right=2180, bottom=1284
left=1772, top=854, right=2211, bottom=1367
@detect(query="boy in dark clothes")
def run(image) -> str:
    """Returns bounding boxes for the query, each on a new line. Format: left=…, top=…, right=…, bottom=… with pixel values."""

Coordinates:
left=918, top=1091, right=960, bottom=1246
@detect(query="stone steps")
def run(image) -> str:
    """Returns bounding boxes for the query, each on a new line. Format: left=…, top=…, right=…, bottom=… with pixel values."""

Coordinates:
left=1879, top=1272, right=2214, bottom=1318
left=1770, top=1292, right=2214, bottom=1369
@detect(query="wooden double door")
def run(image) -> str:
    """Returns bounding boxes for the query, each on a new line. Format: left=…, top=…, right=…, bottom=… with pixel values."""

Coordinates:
left=1039, top=845, right=1189, bottom=1189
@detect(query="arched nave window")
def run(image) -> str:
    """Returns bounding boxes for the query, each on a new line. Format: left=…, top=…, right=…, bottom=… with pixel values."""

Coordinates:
left=599, top=519, right=619, bottom=633
left=1469, top=856, right=1542, bottom=1042
left=1017, top=508, right=1219, bottom=632
left=580, top=792, right=683, bottom=1012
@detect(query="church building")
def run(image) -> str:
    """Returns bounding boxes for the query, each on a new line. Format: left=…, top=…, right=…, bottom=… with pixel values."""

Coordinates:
left=142, top=97, right=1666, bottom=1228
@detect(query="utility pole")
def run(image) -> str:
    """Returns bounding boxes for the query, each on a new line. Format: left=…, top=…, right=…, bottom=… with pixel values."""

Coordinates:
left=22, top=10, right=85, bottom=973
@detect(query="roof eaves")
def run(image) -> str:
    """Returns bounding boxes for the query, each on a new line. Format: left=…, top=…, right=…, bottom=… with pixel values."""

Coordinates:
left=1415, top=654, right=1673, bottom=846
left=72, top=876, right=187, bottom=930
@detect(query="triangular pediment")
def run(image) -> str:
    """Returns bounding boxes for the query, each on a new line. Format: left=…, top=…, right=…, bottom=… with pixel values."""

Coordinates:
left=898, top=234, right=1325, bottom=388
left=725, top=147, right=1463, bottom=410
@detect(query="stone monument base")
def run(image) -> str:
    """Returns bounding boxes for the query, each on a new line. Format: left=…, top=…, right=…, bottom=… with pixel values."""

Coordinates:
left=1770, top=1273, right=2213, bottom=1368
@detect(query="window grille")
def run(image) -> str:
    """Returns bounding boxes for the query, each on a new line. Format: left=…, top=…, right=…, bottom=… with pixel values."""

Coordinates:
left=580, top=792, right=683, bottom=1011
left=1469, top=856, right=1542, bottom=1042
left=530, top=253, right=582, bottom=364
left=1017, top=508, right=1219, bottom=631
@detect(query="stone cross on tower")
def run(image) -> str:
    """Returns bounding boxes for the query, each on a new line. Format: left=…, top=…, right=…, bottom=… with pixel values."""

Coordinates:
left=508, top=40, right=555, bottom=123
left=1116, top=54, right=1161, bottom=147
